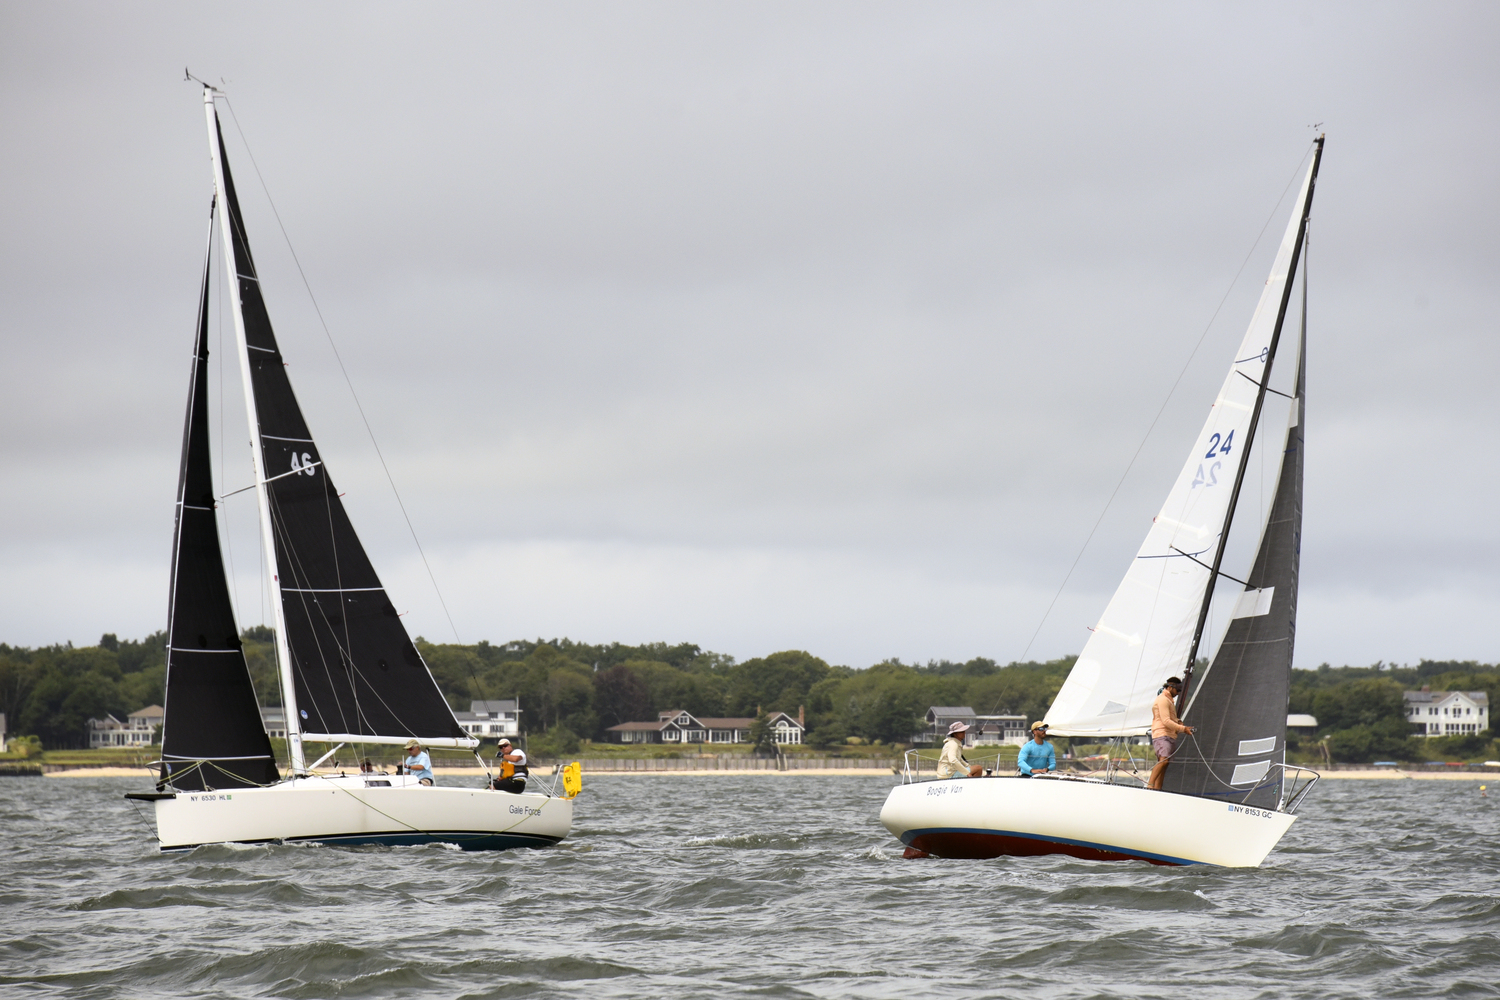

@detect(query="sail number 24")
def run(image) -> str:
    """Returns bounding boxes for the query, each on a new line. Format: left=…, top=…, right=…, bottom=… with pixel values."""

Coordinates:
left=1191, top=430, right=1234, bottom=489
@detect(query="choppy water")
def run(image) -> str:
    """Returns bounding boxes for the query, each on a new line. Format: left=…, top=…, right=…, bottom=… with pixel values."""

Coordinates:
left=1, top=775, right=1497, bottom=999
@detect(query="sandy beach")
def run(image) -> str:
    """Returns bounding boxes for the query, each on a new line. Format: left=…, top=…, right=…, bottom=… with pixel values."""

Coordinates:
left=42, top=765, right=1498, bottom=780
left=42, top=765, right=897, bottom=778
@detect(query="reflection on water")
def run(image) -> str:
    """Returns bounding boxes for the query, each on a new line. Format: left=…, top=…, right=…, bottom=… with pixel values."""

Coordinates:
left=1, top=775, right=1496, bottom=998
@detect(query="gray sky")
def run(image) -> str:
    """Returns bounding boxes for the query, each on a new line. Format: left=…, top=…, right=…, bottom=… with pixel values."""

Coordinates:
left=2, top=2, right=1496, bottom=669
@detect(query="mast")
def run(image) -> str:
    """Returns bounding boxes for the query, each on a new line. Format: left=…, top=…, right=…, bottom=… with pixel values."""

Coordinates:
left=1178, top=136, right=1323, bottom=711
left=203, top=88, right=306, bottom=775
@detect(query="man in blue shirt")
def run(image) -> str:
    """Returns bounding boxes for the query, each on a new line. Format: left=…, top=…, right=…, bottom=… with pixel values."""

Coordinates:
left=403, top=739, right=435, bottom=786
left=1017, top=722, right=1056, bottom=777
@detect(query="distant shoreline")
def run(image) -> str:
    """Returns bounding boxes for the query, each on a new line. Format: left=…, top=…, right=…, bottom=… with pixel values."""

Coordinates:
left=37, top=766, right=1497, bottom=780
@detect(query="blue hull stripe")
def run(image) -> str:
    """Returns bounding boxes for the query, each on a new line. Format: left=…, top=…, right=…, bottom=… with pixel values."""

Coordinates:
left=902, top=826, right=1200, bottom=867
left=162, top=830, right=562, bottom=853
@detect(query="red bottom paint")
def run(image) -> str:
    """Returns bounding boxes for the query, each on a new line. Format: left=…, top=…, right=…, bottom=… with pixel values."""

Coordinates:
left=906, top=831, right=1181, bottom=866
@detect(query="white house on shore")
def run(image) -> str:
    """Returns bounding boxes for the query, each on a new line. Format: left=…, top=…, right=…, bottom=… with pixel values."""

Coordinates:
left=255, top=701, right=523, bottom=742
left=605, top=708, right=805, bottom=745
left=1404, top=688, right=1489, bottom=736
left=454, top=700, right=522, bottom=740
left=260, top=707, right=287, bottom=740
left=87, top=705, right=164, bottom=747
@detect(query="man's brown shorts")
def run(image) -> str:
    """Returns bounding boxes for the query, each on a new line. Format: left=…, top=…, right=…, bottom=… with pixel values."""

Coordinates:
left=1151, top=736, right=1178, bottom=759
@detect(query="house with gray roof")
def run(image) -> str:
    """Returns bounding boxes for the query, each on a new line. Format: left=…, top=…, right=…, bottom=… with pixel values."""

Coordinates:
left=919, top=706, right=1027, bottom=746
left=1404, top=688, right=1488, bottom=736
left=605, top=708, right=804, bottom=745
left=454, top=699, right=522, bottom=739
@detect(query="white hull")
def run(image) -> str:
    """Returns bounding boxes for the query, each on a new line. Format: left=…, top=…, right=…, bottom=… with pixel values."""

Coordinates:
left=137, top=774, right=573, bottom=852
left=880, top=776, right=1295, bottom=867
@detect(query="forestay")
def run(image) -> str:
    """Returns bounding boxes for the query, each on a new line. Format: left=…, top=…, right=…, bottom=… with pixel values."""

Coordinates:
left=1044, top=156, right=1318, bottom=738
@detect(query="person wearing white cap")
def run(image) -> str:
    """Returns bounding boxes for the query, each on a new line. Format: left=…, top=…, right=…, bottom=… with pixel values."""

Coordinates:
left=936, top=721, right=983, bottom=779
left=1017, top=722, right=1056, bottom=777
left=402, top=739, right=435, bottom=786
left=490, top=738, right=529, bottom=794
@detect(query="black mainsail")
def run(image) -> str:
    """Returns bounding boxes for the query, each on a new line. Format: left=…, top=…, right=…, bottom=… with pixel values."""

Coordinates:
left=210, top=111, right=465, bottom=748
left=159, top=205, right=280, bottom=791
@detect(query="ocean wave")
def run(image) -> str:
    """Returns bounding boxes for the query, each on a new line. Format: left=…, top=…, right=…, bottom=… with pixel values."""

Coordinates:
left=5, top=773, right=1499, bottom=999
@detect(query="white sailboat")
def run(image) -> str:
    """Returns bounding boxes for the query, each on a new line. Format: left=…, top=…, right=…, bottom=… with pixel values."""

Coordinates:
left=881, top=138, right=1326, bottom=868
left=127, top=87, right=577, bottom=851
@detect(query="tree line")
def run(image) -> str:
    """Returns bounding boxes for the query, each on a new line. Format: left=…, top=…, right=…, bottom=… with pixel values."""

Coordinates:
left=414, top=637, right=1074, bottom=753
left=1288, top=660, right=1499, bottom=762
left=0, top=633, right=166, bottom=750
left=1, top=630, right=1494, bottom=761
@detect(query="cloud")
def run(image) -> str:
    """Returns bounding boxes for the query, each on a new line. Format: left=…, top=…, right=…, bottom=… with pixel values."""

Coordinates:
left=2, top=3, right=1497, bottom=670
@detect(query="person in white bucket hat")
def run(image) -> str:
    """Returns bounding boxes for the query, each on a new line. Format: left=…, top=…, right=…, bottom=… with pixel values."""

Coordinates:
left=937, top=721, right=983, bottom=779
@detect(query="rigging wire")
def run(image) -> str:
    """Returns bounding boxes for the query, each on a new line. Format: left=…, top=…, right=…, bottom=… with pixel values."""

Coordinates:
left=215, top=95, right=491, bottom=719
left=1013, top=142, right=1317, bottom=667
left=218, top=97, right=464, bottom=647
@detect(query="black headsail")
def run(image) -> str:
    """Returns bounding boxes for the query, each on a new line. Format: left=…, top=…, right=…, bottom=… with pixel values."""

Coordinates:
left=160, top=203, right=280, bottom=791
left=1162, top=321, right=1304, bottom=808
left=212, top=112, right=465, bottom=745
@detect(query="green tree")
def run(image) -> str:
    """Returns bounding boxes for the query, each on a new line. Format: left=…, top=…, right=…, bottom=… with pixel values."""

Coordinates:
left=594, top=663, right=649, bottom=728
left=241, top=630, right=280, bottom=705
left=6, top=734, right=41, bottom=757
left=0, top=653, right=39, bottom=731
left=1310, top=678, right=1406, bottom=732
left=1325, top=719, right=1416, bottom=763
left=419, top=643, right=489, bottom=711
left=748, top=710, right=775, bottom=754
left=724, top=650, right=831, bottom=717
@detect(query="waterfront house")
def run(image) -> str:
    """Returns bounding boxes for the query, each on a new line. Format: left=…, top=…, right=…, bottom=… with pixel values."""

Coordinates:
left=1404, top=688, right=1489, bottom=736
left=260, top=707, right=287, bottom=739
left=917, top=707, right=1027, bottom=746
left=86, top=705, right=164, bottom=747
left=1286, top=714, right=1319, bottom=737
left=454, top=699, right=522, bottom=740
left=921, top=707, right=976, bottom=742
left=974, top=716, right=1029, bottom=746
left=605, top=708, right=805, bottom=745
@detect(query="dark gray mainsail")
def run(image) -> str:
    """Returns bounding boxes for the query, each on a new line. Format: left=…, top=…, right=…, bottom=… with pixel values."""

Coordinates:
left=211, top=115, right=466, bottom=746
left=160, top=206, right=281, bottom=791
left=1163, top=295, right=1306, bottom=808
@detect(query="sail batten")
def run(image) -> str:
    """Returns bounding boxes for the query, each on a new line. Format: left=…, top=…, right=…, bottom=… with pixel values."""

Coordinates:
left=206, top=97, right=469, bottom=748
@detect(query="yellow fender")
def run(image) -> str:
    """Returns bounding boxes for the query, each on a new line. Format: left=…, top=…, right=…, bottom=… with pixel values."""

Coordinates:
left=562, top=761, right=583, bottom=799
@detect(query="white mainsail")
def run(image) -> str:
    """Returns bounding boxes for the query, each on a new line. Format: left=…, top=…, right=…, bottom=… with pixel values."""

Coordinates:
left=1043, top=157, right=1316, bottom=737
